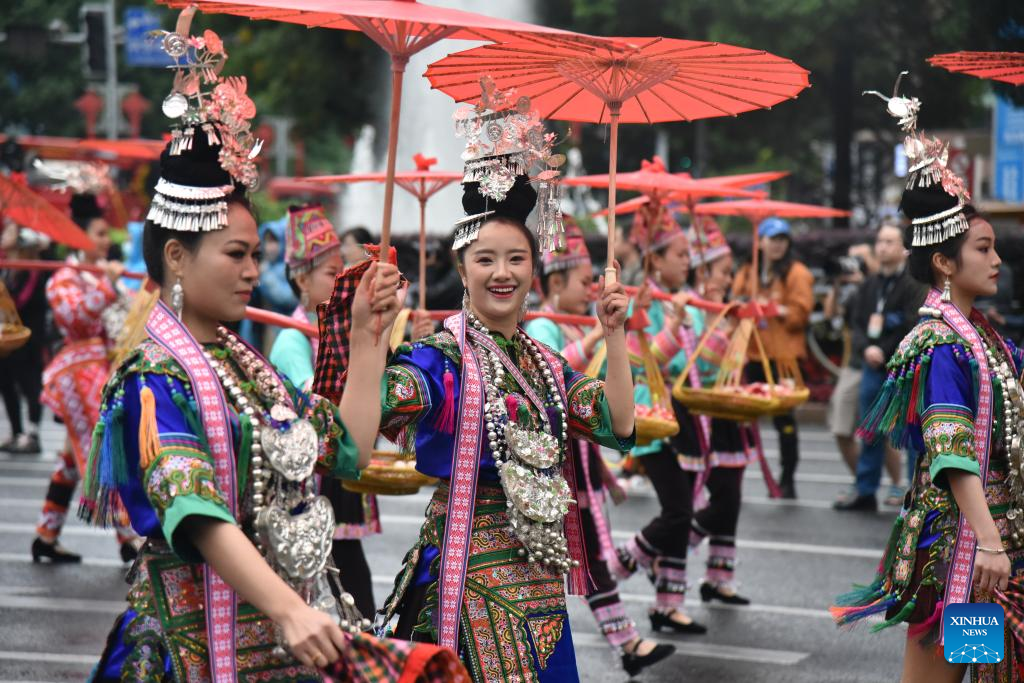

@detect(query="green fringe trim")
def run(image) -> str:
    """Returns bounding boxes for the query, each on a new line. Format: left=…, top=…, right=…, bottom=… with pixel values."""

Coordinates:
left=872, top=597, right=916, bottom=633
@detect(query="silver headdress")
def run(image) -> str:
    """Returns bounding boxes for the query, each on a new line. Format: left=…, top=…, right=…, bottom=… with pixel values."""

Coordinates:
left=145, top=7, right=263, bottom=233
left=452, top=77, right=566, bottom=252
left=865, top=72, right=971, bottom=247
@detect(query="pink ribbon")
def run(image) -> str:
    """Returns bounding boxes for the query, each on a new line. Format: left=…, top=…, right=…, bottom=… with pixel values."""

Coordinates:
left=145, top=301, right=238, bottom=681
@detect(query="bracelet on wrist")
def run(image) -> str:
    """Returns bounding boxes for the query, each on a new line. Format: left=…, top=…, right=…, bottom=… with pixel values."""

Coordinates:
left=976, top=544, right=1006, bottom=555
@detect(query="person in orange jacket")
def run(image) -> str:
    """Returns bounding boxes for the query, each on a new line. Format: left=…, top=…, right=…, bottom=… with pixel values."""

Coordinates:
left=732, top=218, right=814, bottom=498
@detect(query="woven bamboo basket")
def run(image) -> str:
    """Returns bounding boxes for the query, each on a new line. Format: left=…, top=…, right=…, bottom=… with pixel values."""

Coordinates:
left=585, top=330, right=680, bottom=447
left=0, top=280, right=30, bottom=357
left=672, top=305, right=808, bottom=422
left=343, top=450, right=437, bottom=496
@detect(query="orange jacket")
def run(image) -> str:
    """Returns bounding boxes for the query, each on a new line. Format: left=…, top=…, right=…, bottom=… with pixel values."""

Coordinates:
left=732, top=260, right=814, bottom=360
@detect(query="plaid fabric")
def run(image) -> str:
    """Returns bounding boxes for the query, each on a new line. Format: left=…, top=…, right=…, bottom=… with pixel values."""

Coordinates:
left=323, top=632, right=468, bottom=683
left=312, top=246, right=399, bottom=404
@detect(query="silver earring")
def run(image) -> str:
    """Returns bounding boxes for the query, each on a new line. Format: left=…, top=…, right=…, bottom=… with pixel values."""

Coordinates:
left=552, top=293, right=560, bottom=311
left=301, top=291, right=310, bottom=310
left=941, top=276, right=952, bottom=304
left=462, top=290, right=470, bottom=310
left=171, top=277, right=184, bottom=320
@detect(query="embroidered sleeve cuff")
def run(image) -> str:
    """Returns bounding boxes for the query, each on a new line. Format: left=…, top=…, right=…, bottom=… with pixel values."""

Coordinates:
left=929, top=454, right=981, bottom=490
left=163, top=495, right=237, bottom=563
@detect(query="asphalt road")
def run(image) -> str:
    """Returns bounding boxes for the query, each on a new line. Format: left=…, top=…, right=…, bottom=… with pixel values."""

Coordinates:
left=0, top=410, right=908, bottom=682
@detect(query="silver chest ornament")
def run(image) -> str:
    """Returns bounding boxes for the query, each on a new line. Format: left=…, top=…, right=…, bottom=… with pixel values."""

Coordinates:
left=260, top=405, right=318, bottom=482
left=505, top=422, right=561, bottom=469
left=256, top=495, right=334, bottom=580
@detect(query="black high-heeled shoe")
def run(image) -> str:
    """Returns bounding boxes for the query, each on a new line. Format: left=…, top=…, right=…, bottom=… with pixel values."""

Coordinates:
left=31, top=537, right=82, bottom=564
left=621, top=641, right=675, bottom=677
left=649, top=610, right=707, bottom=635
left=700, top=581, right=751, bottom=606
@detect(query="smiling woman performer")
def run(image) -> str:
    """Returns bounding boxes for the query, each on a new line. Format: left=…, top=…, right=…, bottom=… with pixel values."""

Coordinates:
left=82, top=17, right=462, bottom=682
left=833, top=91, right=1024, bottom=683
left=366, top=92, right=635, bottom=681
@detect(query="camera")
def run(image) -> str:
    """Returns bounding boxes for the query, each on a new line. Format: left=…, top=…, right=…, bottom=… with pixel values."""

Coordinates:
left=824, top=255, right=865, bottom=281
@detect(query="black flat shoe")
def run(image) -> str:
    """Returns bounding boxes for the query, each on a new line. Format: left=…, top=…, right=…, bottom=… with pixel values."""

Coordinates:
left=622, top=642, right=675, bottom=677
left=120, top=541, right=140, bottom=564
left=649, top=610, right=707, bottom=635
left=700, top=582, right=751, bottom=605
left=31, top=537, right=81, bottom=564
left=779, top=481, right=797, bottom=499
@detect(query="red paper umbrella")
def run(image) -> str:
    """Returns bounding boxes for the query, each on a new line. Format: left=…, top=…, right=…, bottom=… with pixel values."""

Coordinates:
left=593, top=170, right=789, bottom=217
left=928, top=51, right=1024, bottom=86
left=695, top=198, right=849, bottom=221
left=0, top=174, right=94, bottom=251
left=426, top=36, right=810, bottom=283
left=159, top=0, right=586, bottom=256
left=291, top=154, right=463, bottom=309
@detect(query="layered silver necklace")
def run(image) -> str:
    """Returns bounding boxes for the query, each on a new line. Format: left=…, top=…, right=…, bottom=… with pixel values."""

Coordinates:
left=466, top=308, right=579, bottom=574
left=203, top=327, right=369, bottom=639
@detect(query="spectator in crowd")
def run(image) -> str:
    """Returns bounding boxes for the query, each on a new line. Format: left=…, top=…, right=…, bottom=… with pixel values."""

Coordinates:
left=833, top=222, right=926, bottom=511
left=732, top=217, right=814, bottom=499
left=823, top=245, right=873, bottom=481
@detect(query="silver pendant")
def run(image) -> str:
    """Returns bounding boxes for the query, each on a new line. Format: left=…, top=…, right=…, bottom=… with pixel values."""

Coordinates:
left=505, top=423, right=560, bottom=470
left=257, top=495, right=334, bottom=580
left=261, top=417, right=318, bottom=482
left=499, top=460, right=573, bottom=524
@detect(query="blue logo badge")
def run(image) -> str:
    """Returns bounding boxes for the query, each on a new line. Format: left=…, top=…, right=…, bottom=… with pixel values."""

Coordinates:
left=944, top=603, right=1005, bottom=664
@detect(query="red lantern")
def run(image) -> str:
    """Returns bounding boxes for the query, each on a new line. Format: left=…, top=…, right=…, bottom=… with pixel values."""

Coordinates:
left=75, top=90, right=104, bottom=139
left=121, top=92, right=151, bottom=138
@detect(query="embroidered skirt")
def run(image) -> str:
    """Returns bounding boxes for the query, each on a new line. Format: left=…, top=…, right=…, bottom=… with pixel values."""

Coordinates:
left=381, top=482, right=579, bottom=683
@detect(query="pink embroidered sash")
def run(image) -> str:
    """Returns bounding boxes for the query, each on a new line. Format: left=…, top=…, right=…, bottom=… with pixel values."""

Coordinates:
left=931, top=288, right=1011, bottom=643
left=146, top=301, right=238, bottom=681
left=438, top=314, right=483, bottom=651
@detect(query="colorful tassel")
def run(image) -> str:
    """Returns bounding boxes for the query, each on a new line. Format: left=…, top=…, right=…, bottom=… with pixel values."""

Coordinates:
left=138, top=385, right=161, bottom=470
left=872, top=596, right=917, bottom=632
left=432, top=367, right=455, bottom=435
left=907, top=600, right=943, bottom=639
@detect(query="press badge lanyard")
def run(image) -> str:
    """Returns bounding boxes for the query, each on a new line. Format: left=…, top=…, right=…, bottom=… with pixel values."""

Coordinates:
left=867, top=270, right=900, bottom=340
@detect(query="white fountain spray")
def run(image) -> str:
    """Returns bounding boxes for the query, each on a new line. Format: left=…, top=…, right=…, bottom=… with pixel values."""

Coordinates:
left=341, top=0, right=538, bottom=238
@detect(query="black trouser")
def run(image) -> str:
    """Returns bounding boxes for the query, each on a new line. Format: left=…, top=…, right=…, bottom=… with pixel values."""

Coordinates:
left=640, top=446, right=696, bottom=559
left=332, top=539, right=375, bottom=618
left=693, top=467, right=744, bottom=539
left=0, top=340, right=44, bottom=436
left=692, top=466, right=745, bottom=586
left=745, top=361, right=799, bottom=486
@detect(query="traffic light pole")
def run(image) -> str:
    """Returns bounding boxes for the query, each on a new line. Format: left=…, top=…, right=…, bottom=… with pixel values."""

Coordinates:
left=103, top=0, right=118, bottom=139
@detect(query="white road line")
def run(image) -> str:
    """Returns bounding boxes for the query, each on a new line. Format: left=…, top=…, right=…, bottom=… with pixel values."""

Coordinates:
left=0, top=594, right=123, bottom=614
left=571, top=632, right=809, bottom=665
left=0, top=650, right=95, bottom=666
left=0, top=520, right=883, bottom=559
left=0, top=552, right=125, bottom=568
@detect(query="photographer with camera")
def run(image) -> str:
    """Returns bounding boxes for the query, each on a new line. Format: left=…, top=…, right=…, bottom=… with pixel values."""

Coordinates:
left=831, top=222, right=925, bottom=511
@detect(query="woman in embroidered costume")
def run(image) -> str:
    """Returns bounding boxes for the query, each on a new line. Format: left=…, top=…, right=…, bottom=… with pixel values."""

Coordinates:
left=33, top=190, right=139, bottom=563
left=833, top=82, right=1024, bottom=682
left=607, top=210, right=710, bottom=636
left=341, top=85, right=636, bottom=682
left=686, top=220, right=755, bottom=606
left=83, top=13, right=466, bottom=683
left=270, top=203, right=381, bottom=618
left=524, top=223, right=675, bottom=676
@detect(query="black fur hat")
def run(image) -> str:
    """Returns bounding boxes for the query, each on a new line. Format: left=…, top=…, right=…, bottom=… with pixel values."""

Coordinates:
left=69, top=193, right=102, bottom=228
left=453, top=175, right=537, bottom=250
